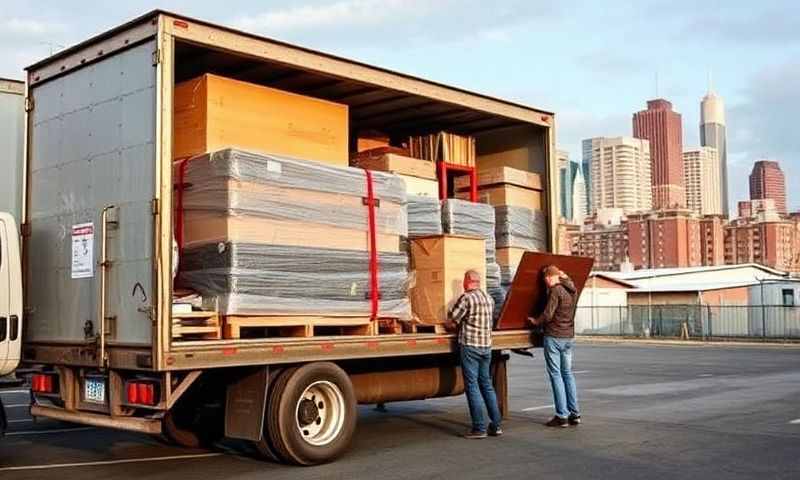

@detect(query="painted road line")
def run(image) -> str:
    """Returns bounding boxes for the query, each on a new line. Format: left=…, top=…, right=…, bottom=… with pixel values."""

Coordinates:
left=789, top=419, right=800, bottom=425
left=522, top=405, right=553, bottom=412
left=698, top=374, right=714, bottom=377
left=5, top=427, right=95, bottom=436
left=5, top=404, right=30, bottom=408
left=0, top=389, right=30, bottom=395
left=0, top=453, right=224, bottom=472
left=572, top=370, right=592, bottom=374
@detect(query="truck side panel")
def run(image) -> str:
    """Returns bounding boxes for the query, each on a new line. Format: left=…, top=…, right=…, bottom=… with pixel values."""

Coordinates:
left=0, top=80, right=24, bottom=224
left=27, top=41, right=157, bottom=345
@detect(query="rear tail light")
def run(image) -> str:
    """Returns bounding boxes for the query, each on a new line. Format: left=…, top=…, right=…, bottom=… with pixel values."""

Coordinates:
left=125, top=380, right=159, bottom=406
left=31, top=373, right=57, bottom=394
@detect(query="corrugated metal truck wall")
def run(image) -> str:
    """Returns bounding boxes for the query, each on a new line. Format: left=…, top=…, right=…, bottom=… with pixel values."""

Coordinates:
left=27, top=41, right=157, bottom=344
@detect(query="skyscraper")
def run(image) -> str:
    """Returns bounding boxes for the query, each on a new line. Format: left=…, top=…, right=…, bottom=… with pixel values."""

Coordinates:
left=581, top=139, right=593, bottom=215
left=683, top=146, right=722, bottom=216
left=557, top=150, right=572, bottom=221
left=571, top=161, right=587, bottom=225
left=583, top=137, right=652, bottom=215
left=633, top=99, right=685, bottom=210
left=749, top=160, right=787, bottom=214
left=700, top=89, right=729, bottom=217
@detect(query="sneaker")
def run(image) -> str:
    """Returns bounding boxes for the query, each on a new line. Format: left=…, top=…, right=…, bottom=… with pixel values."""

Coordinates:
left=568, top=414, right=581, bottom=426
left=545, top=416, right=568, bottom=428
left=488, top=426, right=503, bottom=437
left=463, top=430, right=488, bottom=439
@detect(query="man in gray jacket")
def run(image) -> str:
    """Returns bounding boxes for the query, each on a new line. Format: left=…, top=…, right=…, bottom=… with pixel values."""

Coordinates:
left=531, top=265, right=580, bottom=428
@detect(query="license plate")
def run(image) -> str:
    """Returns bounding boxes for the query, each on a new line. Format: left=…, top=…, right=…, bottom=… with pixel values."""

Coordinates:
left=84, top=378, right=106, bottom=403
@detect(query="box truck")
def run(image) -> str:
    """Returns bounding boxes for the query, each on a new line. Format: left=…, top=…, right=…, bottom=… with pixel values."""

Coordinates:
left=22, top=11, right=559, bottom=463
left=0, top=78, right=25, bottom=435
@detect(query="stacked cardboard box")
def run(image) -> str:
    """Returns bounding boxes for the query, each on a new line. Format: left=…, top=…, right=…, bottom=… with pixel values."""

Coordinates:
left=350, top=152, right=439, bottom=198
left=176, top=149, right=411, bottom=319
left=408, top=235, right=486, bottom=326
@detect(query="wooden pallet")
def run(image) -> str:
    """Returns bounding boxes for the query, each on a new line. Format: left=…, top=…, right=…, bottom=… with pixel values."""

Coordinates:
left=172, top=311, right=221, bottom=340
left=223, top=316, right=379, bottom=340
left=377, top=318, right=404, bottom=335
left=401, top=322, right=448, bottom=334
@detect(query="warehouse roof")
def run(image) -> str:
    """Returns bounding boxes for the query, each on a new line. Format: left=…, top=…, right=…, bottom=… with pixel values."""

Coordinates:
left=603, top=263, right=788, bottom=282
left=626, top=278, right=800, bottom=293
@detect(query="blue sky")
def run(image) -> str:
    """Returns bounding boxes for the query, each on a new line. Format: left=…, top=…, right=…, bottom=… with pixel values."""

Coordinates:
left=2, top=0, right=798, bottom=210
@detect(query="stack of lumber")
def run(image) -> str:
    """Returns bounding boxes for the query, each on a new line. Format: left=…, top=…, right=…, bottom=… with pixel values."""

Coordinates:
left=176, top=148, right=411, bottom=322
left=441, top=199, right=502, bottom=308
left=174, top=74, right=349, bottom=166
left=408, top=235, right=486, bottom=326
left=350, top=151, right=438, bottom=198
left=409, top=132, right=476, bottom=167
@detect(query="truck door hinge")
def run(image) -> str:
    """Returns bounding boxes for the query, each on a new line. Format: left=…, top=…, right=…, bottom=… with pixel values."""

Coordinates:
left=152, top=49, right=162, bottom=66
left=151, top=198, right=160, bottom=215
left=24, top=97, right=34, bottom=112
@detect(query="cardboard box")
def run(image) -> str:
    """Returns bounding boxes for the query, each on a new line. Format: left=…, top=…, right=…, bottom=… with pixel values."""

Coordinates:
left=400, top=175, right=439, bottom=198
left=174, top=74, right=349, bottom=165
left=351, top=153, right=436, bottom=180
left=454, top=166, right=542, bottom=191
left=457, top=184, right=542, bottom=210
left=496, top=247, right=528, bottom=268
left=409, top=235, right=486, bottom=324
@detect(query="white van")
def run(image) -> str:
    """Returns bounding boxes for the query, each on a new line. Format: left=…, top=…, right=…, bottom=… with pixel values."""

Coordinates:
left=0, top=212, right=23, bottom=434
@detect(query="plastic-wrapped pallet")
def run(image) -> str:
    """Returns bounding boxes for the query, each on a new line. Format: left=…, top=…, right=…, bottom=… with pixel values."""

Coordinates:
left=180, top=243, right=411, bottom=318
left=176, top=148, right=411, bottom=318
left=495, top=206, right=547, bottom=251
left=441, top=199, right=496, bottom=264
left=407, top=195, right=443, bottom=237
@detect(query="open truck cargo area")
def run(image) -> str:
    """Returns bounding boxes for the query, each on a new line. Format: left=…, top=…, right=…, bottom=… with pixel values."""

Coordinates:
left=22, top=10, right=565, bottom=464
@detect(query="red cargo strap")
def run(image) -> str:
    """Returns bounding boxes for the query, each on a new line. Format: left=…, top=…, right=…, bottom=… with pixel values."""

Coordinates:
left=364, top=169, right=380, bottom=319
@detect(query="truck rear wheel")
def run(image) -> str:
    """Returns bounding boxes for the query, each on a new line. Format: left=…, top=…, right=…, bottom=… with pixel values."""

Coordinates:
left=265, top=362, right=357, bottom=465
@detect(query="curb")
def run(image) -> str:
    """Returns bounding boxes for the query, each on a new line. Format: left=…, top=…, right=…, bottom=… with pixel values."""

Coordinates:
left=575, top=336, right=800, bottom=348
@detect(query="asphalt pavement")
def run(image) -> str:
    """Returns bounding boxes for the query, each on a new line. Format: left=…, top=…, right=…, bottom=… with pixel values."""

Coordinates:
left=1, top=342, right=799, bottom=479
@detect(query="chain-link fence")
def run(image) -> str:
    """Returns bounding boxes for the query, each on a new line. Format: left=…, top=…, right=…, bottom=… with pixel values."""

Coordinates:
left=575, top=305, right=800, bottom=341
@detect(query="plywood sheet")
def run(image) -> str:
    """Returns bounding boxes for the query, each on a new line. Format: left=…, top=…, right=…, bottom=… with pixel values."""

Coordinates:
left=351, top=153, right=436, bottom=180
left=174, top=74, right=349, bottom=165
left=400, top=175, right=439, bottom=198
left=454, top=166, right=542, bottom=190
left=182, top=212, right=401, bottom=253
left=409, top=235, right=485, bottom=324
left=496, top=252, right=593, bottom=330
left=457, top=184, right=542, bottom=210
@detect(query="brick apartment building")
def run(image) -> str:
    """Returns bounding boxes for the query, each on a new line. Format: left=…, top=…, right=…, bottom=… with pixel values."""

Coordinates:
left=569, top=219, right=629, bottom=271
left=725, top=201, right=800, bottom=273
left=626, top=209, right=701, bottom=269
left=699, top=215, right=726, bottom=266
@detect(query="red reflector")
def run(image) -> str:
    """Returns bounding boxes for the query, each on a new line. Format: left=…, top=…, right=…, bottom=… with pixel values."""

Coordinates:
left=32, top=374, right=55, bottom=393
left=127, top=383, right=139, bottom=404
left=173, top=20, right=189, bottom=29
left=137, top=383, right=151, bottom=405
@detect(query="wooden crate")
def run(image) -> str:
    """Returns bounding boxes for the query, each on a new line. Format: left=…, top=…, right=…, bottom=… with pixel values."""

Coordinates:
left=174, top=74, right=349, bottom=165
left=497, top=247, right=528, bottom=268
left=457, top=184, right=542, bottom=210
left=350, top=153, right=437, bottom=180
left=223, top=316, right=378, bottom=339
left=409, top=235, right=486, bottom=325
left=454, top=166, right=542, bottom=190
left=172, top=311, right=221, bottom=340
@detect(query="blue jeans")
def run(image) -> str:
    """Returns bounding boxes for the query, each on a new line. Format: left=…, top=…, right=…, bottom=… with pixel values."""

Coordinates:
left=460, top=345, right=502, bottom=433
left=543, top=336, right=580, bottom=419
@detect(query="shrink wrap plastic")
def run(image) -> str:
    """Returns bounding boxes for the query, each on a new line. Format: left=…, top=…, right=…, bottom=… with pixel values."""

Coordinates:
left=407, top=195, right=443, bottom=237
left=495, top=206, right=547, bottom=251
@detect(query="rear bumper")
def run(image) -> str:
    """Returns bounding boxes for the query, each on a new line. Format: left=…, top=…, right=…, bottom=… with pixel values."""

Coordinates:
left=31, top=404, right=162, bottom=434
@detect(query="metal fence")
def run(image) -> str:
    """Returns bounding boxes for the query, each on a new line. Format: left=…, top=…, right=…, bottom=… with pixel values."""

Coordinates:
left=575, top=305, right=800, bottom=341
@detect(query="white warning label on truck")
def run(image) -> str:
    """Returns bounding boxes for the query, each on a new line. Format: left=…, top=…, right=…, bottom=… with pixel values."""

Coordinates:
left=71, top=223, right=94, bottom=279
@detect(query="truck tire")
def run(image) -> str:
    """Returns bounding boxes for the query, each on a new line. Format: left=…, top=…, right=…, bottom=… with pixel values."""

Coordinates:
left=267, top=362, right=357, bottom=465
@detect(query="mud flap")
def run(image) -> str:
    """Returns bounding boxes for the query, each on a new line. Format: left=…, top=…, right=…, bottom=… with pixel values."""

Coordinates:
left=225, top=366, right=271, bottom=441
